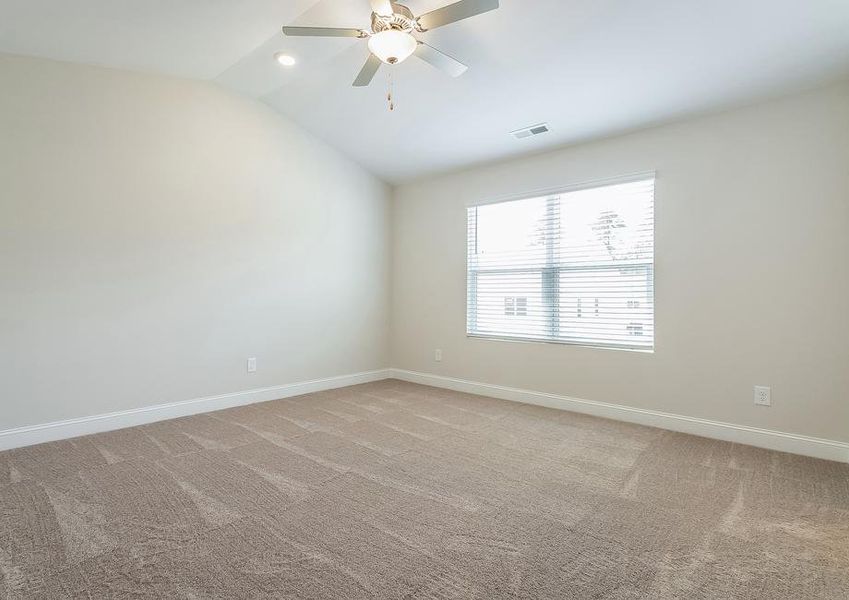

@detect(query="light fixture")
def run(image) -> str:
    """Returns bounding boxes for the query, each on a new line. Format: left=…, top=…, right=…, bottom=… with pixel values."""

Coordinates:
left=274, top=52, right=296, bottom=67
left=367, top=30, right=417, bottom=65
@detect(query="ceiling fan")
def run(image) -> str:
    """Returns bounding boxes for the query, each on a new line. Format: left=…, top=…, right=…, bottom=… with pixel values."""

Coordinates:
left=282, top=0, right=499, bottom=87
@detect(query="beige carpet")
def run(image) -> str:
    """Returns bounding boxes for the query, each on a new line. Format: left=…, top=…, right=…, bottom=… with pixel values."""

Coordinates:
left=1, top=380, right=848, bottom=599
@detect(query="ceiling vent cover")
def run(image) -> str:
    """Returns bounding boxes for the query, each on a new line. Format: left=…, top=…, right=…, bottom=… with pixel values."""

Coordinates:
left=511, top=123, right=550, bottom=139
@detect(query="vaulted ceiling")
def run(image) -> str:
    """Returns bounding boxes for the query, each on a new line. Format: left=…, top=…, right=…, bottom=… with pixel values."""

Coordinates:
left=3, top=0, right=849, bottom=182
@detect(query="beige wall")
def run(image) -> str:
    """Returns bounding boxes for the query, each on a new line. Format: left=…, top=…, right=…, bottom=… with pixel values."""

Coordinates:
left=0, top=54, right=391, bottom=430
left=2, top=52, right=847, bottom=445
left=391, top=82, right=849, bottom=443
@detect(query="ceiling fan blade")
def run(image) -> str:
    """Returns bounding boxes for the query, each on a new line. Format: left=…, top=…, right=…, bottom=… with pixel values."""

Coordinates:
left=353, top=54, right=383, bottom=87
left=417, top=0, right=499, bottom=31
left=370, top=0, right=394, bottom=17
left=414, top=42, right=468, bottom=77
left=282, top=26, right=366, bottom=38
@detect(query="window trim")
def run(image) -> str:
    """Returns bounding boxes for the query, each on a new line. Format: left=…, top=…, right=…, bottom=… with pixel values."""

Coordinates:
left=465, top=171, right=656, bottom=208
left=465, top=332, right=656, bottom=354
left=465, top=172, right=656, bottom=353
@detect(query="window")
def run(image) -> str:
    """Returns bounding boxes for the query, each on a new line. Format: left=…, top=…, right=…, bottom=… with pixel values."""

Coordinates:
left=466, top=176, right=655, bottom=351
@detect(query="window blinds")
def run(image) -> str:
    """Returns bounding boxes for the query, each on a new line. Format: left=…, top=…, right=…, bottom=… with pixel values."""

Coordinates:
left=466, top=177, right=655, bottom=351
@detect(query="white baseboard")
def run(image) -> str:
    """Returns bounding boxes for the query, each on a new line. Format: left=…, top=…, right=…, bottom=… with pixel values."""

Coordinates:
left=5, top=366, right=846, bottom=464
left=0, top=369, right=392, bottom=452
left=389, top=369, right=849, bottom=463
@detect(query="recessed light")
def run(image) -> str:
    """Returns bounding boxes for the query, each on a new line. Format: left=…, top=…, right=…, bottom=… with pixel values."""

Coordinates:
left=274, top=53, right=296, bottom=67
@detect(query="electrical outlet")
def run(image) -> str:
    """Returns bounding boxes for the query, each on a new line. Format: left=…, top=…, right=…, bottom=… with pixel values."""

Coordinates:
left=247, top=357, right=257, bottom=373
left=754, top=386, right=771, bottom=406
left=434, top=349, right=443, bottom=362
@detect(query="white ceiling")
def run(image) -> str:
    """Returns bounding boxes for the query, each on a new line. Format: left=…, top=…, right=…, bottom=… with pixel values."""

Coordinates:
left=2, top=0, right=849, bottom=183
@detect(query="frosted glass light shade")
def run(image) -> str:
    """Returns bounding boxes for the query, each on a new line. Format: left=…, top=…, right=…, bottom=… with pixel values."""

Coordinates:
left=368, top=30, right=417, bottom=64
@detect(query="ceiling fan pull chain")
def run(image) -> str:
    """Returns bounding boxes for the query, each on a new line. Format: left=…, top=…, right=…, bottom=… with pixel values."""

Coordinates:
left=387, top=70, right=395, bottom=111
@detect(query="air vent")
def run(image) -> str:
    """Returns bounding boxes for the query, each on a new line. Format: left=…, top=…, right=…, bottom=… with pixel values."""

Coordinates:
left=511, top=123, right=550, bottom=139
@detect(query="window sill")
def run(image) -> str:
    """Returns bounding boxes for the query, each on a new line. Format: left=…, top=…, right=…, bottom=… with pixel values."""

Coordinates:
left=466, top=333, right=655, bottom=354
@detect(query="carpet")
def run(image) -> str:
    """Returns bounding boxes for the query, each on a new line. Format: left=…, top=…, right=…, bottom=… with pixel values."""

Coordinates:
left=1, top=379, right=847, bottom=598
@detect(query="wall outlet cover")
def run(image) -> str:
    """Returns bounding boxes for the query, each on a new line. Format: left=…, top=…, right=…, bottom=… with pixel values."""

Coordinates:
left=754, top=385, right=771, bottom=406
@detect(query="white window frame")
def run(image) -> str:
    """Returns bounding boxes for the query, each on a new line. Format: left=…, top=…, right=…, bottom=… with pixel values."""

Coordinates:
left=466, top=172, right=656, bottom=352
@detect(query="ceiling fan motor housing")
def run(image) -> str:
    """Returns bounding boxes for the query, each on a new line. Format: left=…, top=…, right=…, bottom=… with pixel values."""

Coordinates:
left=371, top=3, right=416, bottom=34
